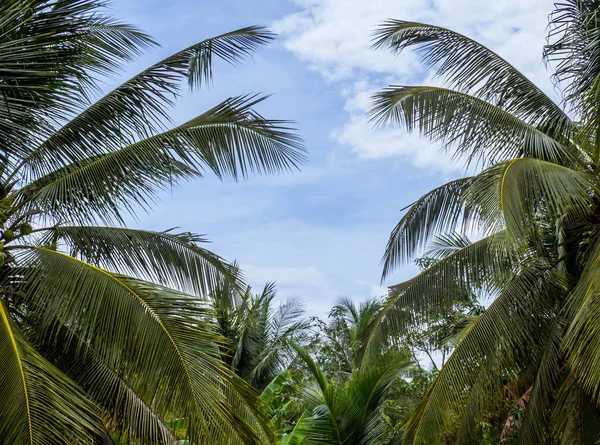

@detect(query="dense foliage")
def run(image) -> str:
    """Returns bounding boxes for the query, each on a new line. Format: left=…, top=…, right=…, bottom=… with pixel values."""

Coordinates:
left=369, top=0, right=600, bottom=443
left=7, top=1, right=600, bottom=444
left=0, top=1, right=304, bottom=443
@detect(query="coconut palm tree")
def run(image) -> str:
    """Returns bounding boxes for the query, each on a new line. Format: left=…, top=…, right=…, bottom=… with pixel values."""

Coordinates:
left=313, top=297, right=383, bottom=382
left=211, top=272, right=309, bottom=391
left=0, top=1, right=304, bottom=444
left=283, top=343, right=411, bottom=445
left=366, top=1, right=600, bottom=443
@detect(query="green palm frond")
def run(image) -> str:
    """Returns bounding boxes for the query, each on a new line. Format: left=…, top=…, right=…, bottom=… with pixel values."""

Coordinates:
left=373, top=20, right=571, bottom=136
left=0, top=300, right=101, bottom=444
left=517, top=323, right=563, bottom=445
left=21, top=25, right=275, bottom=178
left=292, top=343, right=411, bottom=445
left=370, top=86, right=576, bottom=167
left=550, top=375, right=600, bottom=445
left=403, top=263, right=560, bottom=444
left=11, top=246, right=269, bottom=444
left=545, top=0, right=600, bottom=107
left=43, top=225, right=235, bottom=296
left=30, top=323, right=180, bottom=445
left=19, top=95, right=305, bottom=225
left=371, top=233, right=516, bottom=356
left=382, top=177, right=472, bottom=277
left=376, top=4, right=600, bottom=443
left=563, top=238, right=600, bottom=405
left=467, top=158, right=595, bottom=238
left=422, top=233, right=473, bottom=262
left=0, top=0, right=153, bottom=149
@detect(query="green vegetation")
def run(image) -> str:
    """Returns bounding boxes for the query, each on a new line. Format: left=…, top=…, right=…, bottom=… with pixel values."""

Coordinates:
left=4, top=0, right=600, bottom=444
left=369, top=1, right=600, bottom=443
left=0, top=0, right=303, bottom=443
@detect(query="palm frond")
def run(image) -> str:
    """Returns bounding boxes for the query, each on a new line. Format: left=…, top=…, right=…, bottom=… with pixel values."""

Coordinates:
left=403, top=262, right=560, bottom=444
left=19, top=95, right=305, bottom=225
left=0, top=300, right=101, bottom=444
left=373, top=20, right=572, bottom=138
left=22, top=26, right=276, bottom=178
left=422, top=233, right=473, bottom=262
left=0, top=0, right=153, bottom=152
left=545, top=0, right=600, bottom=107
left=11, top=246, right=269, bottom=445
left=370, top=86, right=576, bottom=167
left=43, top=225, right=236, bottom=296
left=30, top=322, right=180, bottom=445
left=369, top=233, right=518, bottom=359
left=467, top=158, right=595, bottom=238
left=381, top=177, right=472, bottom=278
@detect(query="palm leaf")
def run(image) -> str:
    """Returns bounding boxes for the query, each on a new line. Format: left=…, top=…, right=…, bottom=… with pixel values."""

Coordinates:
left=29, top=322, right=180, bottom=445
left=21, top=26, right=275, bottom=178
left=370, top=86, right=575, bottom=167
left=19, top=95, right=305, bottom=225
left=0, top=300, right=101, bottom=444
left=403, top=262, right=560, bottom=444
left=11, top=246, right=269, bottom=445
left=0, top=0, right=153, bottom=152
left=373, top=20, right=572, bottom=139
left=467, top=158, right=595, bottom=239
left=382, top=177, right=473, bottom=277
left=43, top=225, right=235, bottom=296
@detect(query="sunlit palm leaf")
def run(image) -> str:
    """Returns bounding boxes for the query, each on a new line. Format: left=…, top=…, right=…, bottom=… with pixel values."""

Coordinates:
left=0, top=300, right=101, bottom=444
left=12, top=247, right=269, bottom=445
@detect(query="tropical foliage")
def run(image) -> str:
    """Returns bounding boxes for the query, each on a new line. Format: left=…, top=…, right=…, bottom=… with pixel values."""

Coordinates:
left=210, top=271, right=310, bottom=391
left=0, top=1, right=304, bottom=443
left=369, top=0, right=600, bottom=443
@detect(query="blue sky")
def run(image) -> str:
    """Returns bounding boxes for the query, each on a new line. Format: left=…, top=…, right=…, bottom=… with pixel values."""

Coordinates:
left=107, top=0, right=558, bottom=318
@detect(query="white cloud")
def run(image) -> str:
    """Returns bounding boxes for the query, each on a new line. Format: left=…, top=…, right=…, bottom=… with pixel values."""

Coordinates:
left=274, top=0, right=557, bottom=170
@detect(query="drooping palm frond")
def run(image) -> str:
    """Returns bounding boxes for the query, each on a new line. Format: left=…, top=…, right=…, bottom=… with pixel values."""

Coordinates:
left=381, top=177, right=472, bottom=278
left=403, top=262, right=561, bottom=444
left=466, top=158, right=595, bottom=238
left=370, top=86, right=577, bottom=167
left=9, top=246, right=269, bottom=444
left=370, top=233, right=518, bottom=357
left=375, top=4, right=600, bottom=443
left=42, top=225, right=234, bottom=296
left=517, top=323, right=563, bottom=445
left=0, top=300, right=102, bottom=444
left=0, top=2, right=303, bottom=442
left=29, top=322, right=180, bottom=445
left=373, top=20, right=572, bottom=138
left=550, top=375, right=600, bottom=445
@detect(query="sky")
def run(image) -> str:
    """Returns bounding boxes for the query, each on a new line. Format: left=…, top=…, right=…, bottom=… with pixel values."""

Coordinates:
left=107, top=0, right=559, bottom=318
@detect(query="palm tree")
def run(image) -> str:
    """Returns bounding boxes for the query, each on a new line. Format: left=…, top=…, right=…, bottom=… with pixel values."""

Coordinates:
left=313, top=297, right=383, bottom=381
left=366, top=1, right=600, bottom=443
left=211, top=272, right=310, bottom=391
left=283, top=344, right=411, bottom=445
left=0, top=1, right=304, bottom=444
